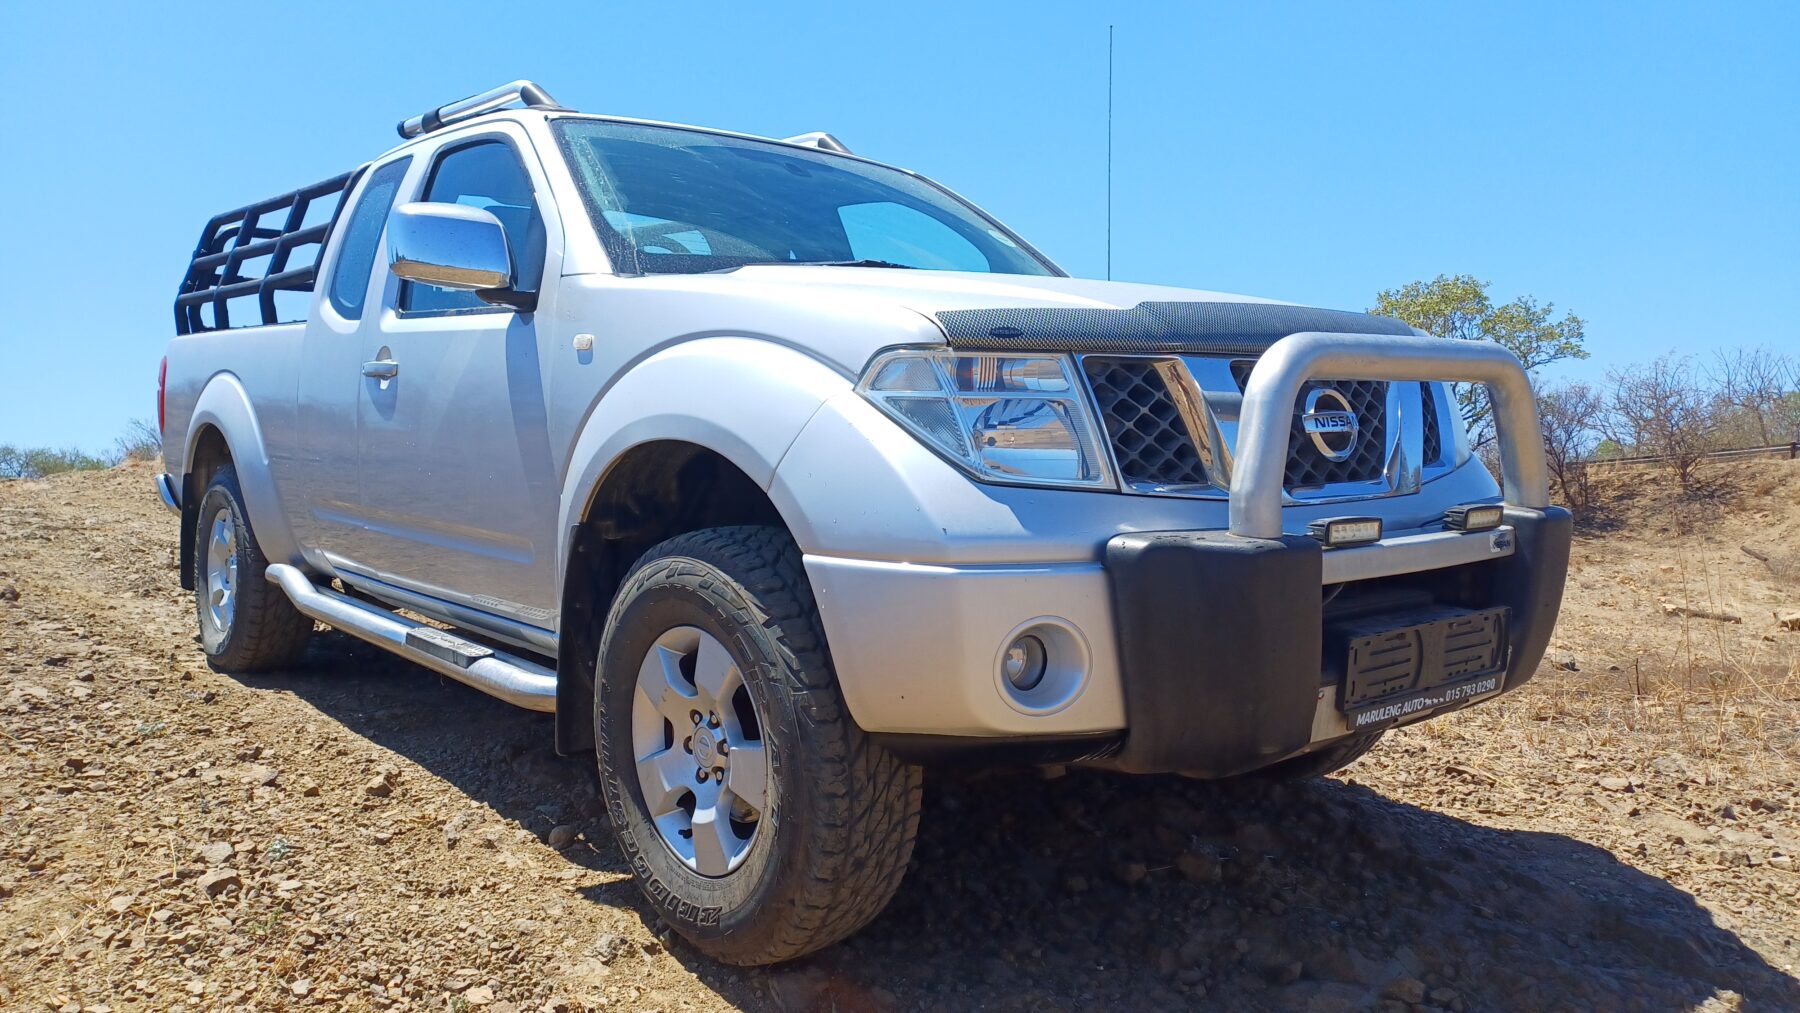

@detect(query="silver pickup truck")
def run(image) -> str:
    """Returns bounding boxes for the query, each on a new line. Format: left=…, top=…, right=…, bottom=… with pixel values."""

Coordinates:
left=156, top=81, right=1570, bottom=965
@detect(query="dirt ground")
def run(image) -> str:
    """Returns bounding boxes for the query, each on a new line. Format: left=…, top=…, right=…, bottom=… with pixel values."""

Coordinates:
left=2, top=461, right=1798, bottom=1012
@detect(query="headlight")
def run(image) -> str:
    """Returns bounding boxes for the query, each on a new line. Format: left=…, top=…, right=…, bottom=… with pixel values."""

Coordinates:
left=858, top=349, right=1113, bottom=489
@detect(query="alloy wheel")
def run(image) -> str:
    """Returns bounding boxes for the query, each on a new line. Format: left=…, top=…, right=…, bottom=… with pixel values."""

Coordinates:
left=630, top=626, right=770, bottom=876
left=202, top=508, right=238, bottom=637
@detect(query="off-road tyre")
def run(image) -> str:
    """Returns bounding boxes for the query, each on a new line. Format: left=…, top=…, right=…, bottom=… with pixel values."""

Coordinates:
left=1250, top=730, right=1386, bottom=781
left=193, top=464, right=313, bottom=672
left=594, top=526, right=923, bottom=966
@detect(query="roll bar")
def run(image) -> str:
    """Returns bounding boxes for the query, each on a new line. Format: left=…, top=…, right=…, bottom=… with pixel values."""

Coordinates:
left=1230, top=332, right=1549, bottom=540
left=397, top=80, right=563, bottom=139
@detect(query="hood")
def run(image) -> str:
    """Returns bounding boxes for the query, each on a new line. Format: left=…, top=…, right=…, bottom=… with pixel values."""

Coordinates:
left=721, top=266, right=1416, bottom=356
left=574, top=267, right=1415, bottom=379
left=724, top=265, right=1291, bottom=316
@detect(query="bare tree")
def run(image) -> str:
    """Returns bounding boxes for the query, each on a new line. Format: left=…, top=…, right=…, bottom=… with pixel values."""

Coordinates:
left=1780, top=354, right=1800, bottom=445
left=1706, top=347, right=1793, bottom=447
left=1536, top=382, right=1603, bottom=515
left=113, top=418, right=163, bottom=464
left=1602, top=354, right=1720, bottom=493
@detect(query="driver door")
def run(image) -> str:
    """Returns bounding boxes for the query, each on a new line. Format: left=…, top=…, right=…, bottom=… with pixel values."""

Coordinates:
left=347, top=130, right=563, bottom=631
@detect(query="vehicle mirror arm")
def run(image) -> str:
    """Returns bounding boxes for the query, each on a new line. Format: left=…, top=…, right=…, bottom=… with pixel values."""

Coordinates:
left=478, top=287, right=537, bottom=313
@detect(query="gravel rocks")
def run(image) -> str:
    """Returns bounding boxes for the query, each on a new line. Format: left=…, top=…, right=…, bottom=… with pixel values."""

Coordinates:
left=1383, top=975, right=1428, bottom=1004
left=593, top=933, right=631, bottom=965
left=196, top=868, right=240, bottom=898
left=1175, top=849, right=1223, bottom=883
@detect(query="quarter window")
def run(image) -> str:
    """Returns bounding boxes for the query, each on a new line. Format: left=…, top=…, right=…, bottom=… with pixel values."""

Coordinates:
left=326, top=158, right=411, bottom=320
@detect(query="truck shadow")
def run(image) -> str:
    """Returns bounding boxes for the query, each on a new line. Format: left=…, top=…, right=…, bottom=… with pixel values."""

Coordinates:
left=244, top=630, right=1800, bottom=1012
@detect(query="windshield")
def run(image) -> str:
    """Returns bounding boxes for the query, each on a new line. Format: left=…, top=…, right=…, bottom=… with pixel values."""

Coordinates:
left=552, top=119, right=1056, bottom=276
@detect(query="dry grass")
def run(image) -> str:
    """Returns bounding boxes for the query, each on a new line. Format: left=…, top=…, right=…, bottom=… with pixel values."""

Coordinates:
left=1414, top=459, right=1800, bottom=786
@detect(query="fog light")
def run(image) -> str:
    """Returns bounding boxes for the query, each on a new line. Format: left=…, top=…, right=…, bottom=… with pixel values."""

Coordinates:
left=1002, top=634, right=1048, bottom=690
left=1444, top=503, right=1505, bottom=532
left=1308, top=516, right=1382, bottom=548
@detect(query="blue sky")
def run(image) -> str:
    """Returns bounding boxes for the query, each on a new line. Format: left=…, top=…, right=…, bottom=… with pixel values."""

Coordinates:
left=1, top=1, right=1794, bottom=451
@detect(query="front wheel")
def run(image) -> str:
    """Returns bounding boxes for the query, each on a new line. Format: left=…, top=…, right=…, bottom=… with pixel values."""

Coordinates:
left=1246, top=730, right=1385, bottom=781
left=594, top=526, right=922, bottom=966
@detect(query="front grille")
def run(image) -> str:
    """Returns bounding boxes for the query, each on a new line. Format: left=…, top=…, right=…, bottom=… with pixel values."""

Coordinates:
left=1083, top=358, right=1207, bottom=488
left=1420, top=383, right=1443, bottom=465
left=1230, top=361, right=1388, bottom=488
left=1081, top=356, right=1443, bottom=495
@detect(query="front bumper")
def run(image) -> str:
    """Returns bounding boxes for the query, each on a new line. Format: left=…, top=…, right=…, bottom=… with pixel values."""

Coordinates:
left=807, top=330, right=1566, bottom=771
left=1102, top=506, right=1571, bottom=775
left=805, top=555, right=1128, bottom=741
left=811, top=508, right=1570, bottom=771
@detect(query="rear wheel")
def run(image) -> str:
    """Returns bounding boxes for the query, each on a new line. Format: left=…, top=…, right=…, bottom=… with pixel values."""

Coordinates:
left=193, top=464, right=313, bottom=672
left=594, top=526, right=922, bottom=965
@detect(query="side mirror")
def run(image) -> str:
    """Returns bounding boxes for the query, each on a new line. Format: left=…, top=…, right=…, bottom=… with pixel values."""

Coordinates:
left=387, top=202, right=534, bottom=311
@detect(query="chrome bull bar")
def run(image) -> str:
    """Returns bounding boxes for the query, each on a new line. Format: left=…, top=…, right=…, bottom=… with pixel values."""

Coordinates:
left=1229, top=332, right=1549, bottom=540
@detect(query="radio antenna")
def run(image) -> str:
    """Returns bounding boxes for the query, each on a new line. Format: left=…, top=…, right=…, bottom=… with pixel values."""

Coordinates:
left=1107, top=24, right=1114, bottom=280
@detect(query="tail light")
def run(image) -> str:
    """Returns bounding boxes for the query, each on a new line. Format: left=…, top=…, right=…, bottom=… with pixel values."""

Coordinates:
left=157, top=357, right=168, bottom=436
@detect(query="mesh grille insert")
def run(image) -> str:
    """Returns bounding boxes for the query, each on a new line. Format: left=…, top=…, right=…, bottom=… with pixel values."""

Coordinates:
left=1420, top=383, right=1443, bottom=465
left=1231, top=360, right=1388, bottom=488
left=1082, top=358, right=1207, bottom=488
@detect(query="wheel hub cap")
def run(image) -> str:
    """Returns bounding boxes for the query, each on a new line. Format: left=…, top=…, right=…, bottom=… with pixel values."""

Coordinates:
left=203, top=509, right=238, bottom=635
left=630, top=626, right=770, bottom=877
left=691, top=725, right=721, bottom=769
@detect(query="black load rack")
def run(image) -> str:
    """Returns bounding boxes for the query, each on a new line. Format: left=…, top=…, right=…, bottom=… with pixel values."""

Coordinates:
left=173, top=80, right=569, bottom=334
left=174, top=168, right=365, bottom=334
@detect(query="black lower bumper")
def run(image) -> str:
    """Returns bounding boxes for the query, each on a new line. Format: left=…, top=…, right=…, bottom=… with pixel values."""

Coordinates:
left=1102, top=507, right=1572, bottom=776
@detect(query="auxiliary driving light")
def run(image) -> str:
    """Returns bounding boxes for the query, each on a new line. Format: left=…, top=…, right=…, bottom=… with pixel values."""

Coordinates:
left=1002, top=634, right=1048, bottom=691
left=1444, top=503, right=1505, bottom=532
left=1308, top=516, right=1383, bottom=548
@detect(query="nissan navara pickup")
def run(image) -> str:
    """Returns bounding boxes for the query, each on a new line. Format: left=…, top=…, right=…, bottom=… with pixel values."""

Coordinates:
left=156, top=81, right=1571, bottom=965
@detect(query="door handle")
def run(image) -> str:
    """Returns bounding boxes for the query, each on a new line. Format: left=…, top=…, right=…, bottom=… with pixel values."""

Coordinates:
left=361, top=359, right=399, bottom=379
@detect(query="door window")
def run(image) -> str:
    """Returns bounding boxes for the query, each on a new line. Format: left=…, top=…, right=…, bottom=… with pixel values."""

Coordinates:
left=326, top=158, right=411, bottom=320
left=402, top=140, right=545, bottom=313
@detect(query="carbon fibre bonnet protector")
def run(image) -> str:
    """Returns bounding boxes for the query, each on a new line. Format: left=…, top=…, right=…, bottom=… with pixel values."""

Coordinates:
left=935, top=301, right=1417, bottom=356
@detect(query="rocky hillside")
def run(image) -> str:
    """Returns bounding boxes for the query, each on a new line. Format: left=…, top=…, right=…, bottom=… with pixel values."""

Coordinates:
left=1, top=462, right=1796, bottom=1011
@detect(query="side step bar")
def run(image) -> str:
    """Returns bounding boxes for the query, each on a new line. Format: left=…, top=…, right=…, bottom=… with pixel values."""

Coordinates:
left=265, top=564, right=557, bottom=713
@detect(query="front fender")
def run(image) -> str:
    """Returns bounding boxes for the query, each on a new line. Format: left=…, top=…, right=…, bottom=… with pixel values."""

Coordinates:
left=185, top=372, right=300, bottom=564
left=555, top=337, right=852, bottom=579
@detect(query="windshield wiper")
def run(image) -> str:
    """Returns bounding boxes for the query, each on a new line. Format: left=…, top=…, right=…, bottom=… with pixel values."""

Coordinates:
left=786, top=259, right=918, bottom=269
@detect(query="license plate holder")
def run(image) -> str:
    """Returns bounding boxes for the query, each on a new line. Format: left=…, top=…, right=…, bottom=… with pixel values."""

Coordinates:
left=1329, top=605, right=1510, bottom=729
